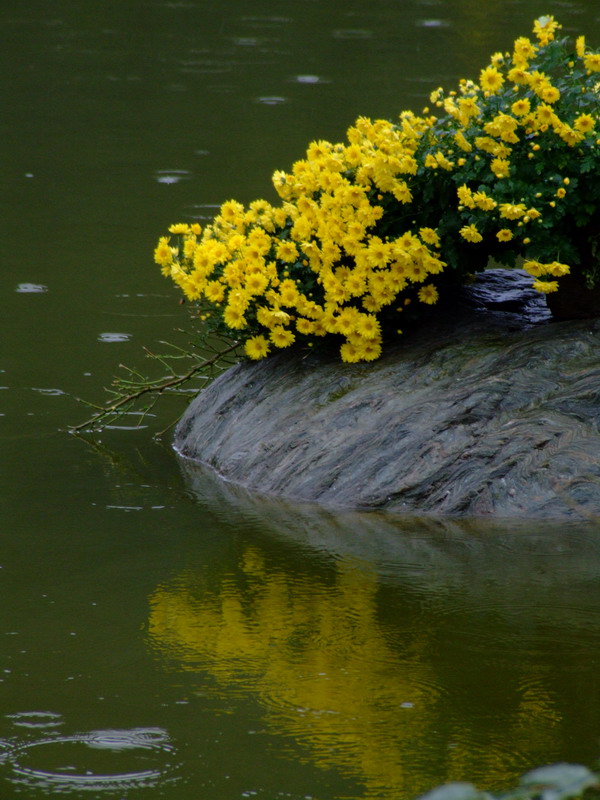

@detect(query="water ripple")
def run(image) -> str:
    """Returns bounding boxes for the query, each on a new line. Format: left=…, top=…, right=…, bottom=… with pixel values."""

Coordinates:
left=6, top=727, right=178, bottom=793
left=292, top=74, right=327, bottom=84
left=31, top=387, right=65, bottom=396
left=154, top=169, right=192, bottom=184
left=6, top=711, right=64, bottom=731
left=240, top=15, right=291, bottom=27
left=255, top=96, right=288, bottom=105
left=15, top=283, right=48, bottom=293
left=332, top=28, right=373, bottom=40
left=97, top=332, right=131, bottom=342
left=416, top=18, right=452, bottom=28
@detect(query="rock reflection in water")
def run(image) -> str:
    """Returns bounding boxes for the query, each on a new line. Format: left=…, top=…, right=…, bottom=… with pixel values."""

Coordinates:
left=146, top=460, right=600, bottom=798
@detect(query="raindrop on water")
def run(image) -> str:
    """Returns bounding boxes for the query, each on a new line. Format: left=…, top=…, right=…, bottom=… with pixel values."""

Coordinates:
left=416, top=18, right=451, bottom=28
left=256, top=96, right=287, bottom=105
left=15, top=283, right=48, bottom=293
left=97, top=333, right=131, bottom=343
left=332, top=28, right=373, bottom=40
left=294, top=74, right=321, bottom=84
left=154, top=169, right=192, bottom=185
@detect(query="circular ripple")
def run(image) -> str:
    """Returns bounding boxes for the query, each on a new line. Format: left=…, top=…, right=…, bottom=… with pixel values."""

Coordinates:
left=0, top=739, right=13, bottom=763
left=8, top=728, right=177, bottom=793
left=6, top=711, right=64, bottom=731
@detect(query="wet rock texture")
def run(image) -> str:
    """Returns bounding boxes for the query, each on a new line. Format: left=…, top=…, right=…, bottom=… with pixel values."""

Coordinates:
left=174, top=270, right=600, bottom=519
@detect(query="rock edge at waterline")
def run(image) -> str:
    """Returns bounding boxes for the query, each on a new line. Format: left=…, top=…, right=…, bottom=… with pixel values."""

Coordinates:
left=174, top=270, right=600, bottom=520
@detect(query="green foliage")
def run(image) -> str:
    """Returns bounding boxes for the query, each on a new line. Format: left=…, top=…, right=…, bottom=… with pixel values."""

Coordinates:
left=417, top=763, right=600, bottom=800
left=411, top=22, right=600, bottom=283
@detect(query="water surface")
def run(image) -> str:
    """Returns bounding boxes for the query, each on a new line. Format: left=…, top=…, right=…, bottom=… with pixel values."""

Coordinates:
left=3, top=1, right=600, bottom=798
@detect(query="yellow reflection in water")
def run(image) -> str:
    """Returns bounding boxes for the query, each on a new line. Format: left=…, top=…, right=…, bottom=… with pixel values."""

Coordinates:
left=147, top=546, right=563, bottom=798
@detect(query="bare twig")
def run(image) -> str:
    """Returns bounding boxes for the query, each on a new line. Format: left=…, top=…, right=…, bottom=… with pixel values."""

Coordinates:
left=69, top=340, right=240, bottom=433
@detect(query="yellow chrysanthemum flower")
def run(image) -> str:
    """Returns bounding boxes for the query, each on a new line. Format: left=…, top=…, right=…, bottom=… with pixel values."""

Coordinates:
left=223, top=305, right=247, bottom=330
left=523, top=260, right=544, bottom=276
left=392, top=181, right=413, bottom=203
left=496, top=229, right=513, bottom=242
left=270, top=326, right=295, bottom=348
left=355, top=313, right=381, bottom=340
left=204, top=280, right=226, bottom=303
left=479, top=66, right=504, bottom=95
left=296, top=318, right=315, bottom=335
left=540, top=85, right=560, bottom=103
left=491, top=158, right=511, bottom=178
left=475, top=136, right=503, bottom=156
left=278, top=279, right=300, bottom=307
left=537, top=105, right=557, bottom=127
left=533, top=15, right=561, bottom=46
left=220, top=200, right=245, bottom=224
left=244, top=272, right=269, bottom=296
left=454, top=131, right=473, bottom=152
left=459, top=224, right=483, bottom=243
left=555, top=125, right=585, bottom=146
left=154, top=237, right=174, bottom=268
left=513, top=36, right=537, bottom=63
left=356, top=340, right=382, bottom=362
left=340, top=341, right=363, bottom=363
left=507, top=66, right=530, bottom=84
left=511, top=98, right=531, bottom=116
left=574, top=113, right=596, bottom=133
left=365, top=238, right=391, bottom=268
left=457, top=184, right=476, bottom=208
left=244, top=336, right=270, bottom=360
left=499, top=203, right=527, bottom=220
left=419, top=228, right=441, bottom=247
left=183, top=238, right=197, bottom=260
left=473, top=191, right=497, bottom=211
left=275, top=241, right=299, bottom=263
left=168, top=223, right=190, bottom=234
left=457, top=97, right=481, bottom=121
left=548, top=261, right=570, bottom=277
left=418, top=284, right=439, bottom=304
left=532, top=279, right=559, bottom=293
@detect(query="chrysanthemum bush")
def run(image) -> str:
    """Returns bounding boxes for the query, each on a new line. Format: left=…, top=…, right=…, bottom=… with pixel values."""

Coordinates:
left=155, top=16, right=600, bottom=364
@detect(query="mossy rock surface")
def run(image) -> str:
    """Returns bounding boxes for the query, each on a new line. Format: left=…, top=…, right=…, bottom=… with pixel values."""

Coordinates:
left=174, top=270, right=600, bottom=519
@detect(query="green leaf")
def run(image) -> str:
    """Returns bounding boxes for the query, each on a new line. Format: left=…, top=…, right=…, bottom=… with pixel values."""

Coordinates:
left=580, top=157, right=596, bottom=174
left=416, top=782, right=491, bottom=800
left=518, top=763, right=598, bottom=800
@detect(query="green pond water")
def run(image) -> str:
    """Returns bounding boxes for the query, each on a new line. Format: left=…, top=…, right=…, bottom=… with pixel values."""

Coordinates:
left=3, top=1, right=600, bottom=798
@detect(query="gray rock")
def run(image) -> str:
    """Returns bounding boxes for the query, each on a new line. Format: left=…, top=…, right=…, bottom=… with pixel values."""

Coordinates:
left=174, top=270, right=600, bottom=519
